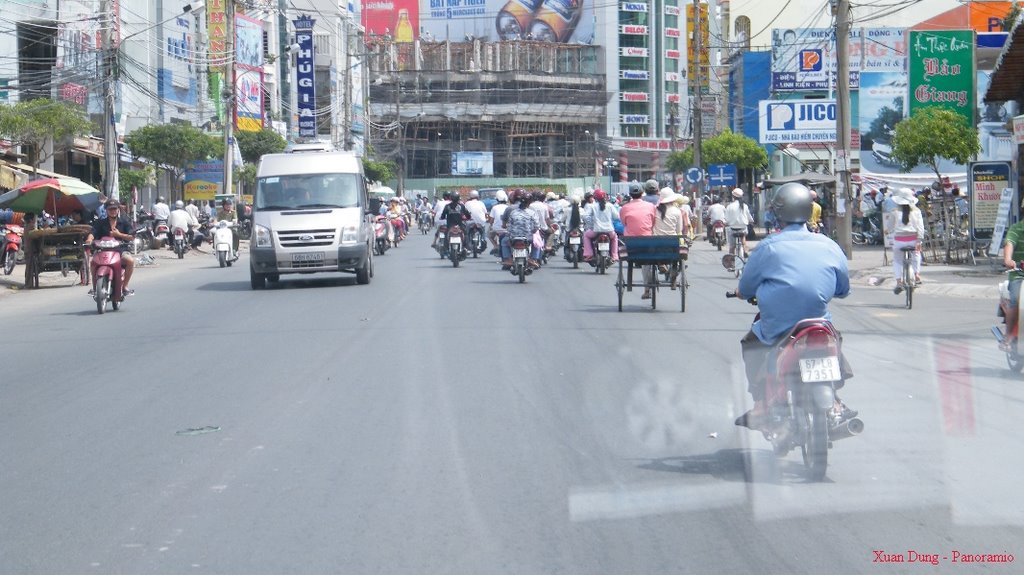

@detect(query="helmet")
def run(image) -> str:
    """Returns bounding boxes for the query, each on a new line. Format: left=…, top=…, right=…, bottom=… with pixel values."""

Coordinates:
left=593, top=189, right=607, bottom=201
left=105, top=198, right=121, bottom=209
left=770, top=183, right=814, bottom=224
left=469, top=190, right=479, bottom=199
left=629, top=184, right=643, bottom=198
left=157, top=196, right=165, bottom=203
left=495, top=190, right=508, bottom=202
left=174, top=200, right=184, bottom=209
left=644, top=179, right=659, bottom=194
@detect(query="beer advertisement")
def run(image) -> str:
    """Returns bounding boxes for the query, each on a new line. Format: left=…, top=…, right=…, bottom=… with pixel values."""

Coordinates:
left=362, top=0, right=595, bottom=44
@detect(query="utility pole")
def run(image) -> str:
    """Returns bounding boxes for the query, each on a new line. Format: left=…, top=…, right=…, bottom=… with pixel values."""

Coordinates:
left=691, top=0, right=702, bottom=190
left=100, top=0, right=118, bottom=201
left=835, top=0, right=853, bottom=258
left=223, top=0, right=235, bottom=200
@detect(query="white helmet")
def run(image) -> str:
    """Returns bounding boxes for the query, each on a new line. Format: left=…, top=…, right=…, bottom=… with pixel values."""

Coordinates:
left=174, top=200, right=184, bottom=209
left=469, top=190, right=480, bottom=199
left=495, top=190, right=508, bottom=202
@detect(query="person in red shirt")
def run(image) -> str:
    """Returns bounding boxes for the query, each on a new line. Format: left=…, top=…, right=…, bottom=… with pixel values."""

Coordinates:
left=617, top=184, right=658, bottom=298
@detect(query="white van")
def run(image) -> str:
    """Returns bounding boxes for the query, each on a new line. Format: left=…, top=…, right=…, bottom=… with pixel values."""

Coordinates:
left=249, top=152, right=373, bottom=288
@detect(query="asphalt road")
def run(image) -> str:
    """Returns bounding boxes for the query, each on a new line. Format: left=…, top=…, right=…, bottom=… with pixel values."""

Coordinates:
left=2, top=235, right=1022, bottom=574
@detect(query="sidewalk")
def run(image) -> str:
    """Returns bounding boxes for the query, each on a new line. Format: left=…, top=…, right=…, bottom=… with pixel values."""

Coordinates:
left=842, top=244, right=1001, bottom=299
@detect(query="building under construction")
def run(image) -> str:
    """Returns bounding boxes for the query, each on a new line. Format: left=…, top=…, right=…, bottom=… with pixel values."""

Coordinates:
left=365, top=38, right=608, bottom=184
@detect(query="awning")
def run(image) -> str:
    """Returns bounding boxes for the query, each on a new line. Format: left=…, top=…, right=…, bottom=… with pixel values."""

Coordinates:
left=0, top=161, right=64, bottom=190
left=0, top=161, right=64, bottom=179
left=985, top=19, right=1024, bottom=103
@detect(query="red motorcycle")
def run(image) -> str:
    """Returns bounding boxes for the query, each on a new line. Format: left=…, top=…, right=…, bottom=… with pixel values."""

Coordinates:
left=711, top=220, right=727, bottom=250
left=373, top=216, right=391, bottom=256
left=1, top=223, right=22, bottom=275
left=90, top=237, right=127, bottom=314
left=592, top=232, right=613, bottom=275
left=509, top=236, right=533, bottom=283
left=727, top=291, right=863, bottom=481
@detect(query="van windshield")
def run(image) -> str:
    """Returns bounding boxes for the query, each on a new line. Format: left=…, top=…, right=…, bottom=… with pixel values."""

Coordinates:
left=255, top=174, right=362, bottom=210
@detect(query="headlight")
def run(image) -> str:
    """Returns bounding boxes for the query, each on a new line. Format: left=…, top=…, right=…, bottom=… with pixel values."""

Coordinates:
left=340, top=226, right=358, bottom=244
left=254, top=224, right=272, bottom=247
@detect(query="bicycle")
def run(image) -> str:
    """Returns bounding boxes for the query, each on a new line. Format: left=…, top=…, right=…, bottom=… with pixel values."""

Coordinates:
left=894, top=246, right=917, bottom=309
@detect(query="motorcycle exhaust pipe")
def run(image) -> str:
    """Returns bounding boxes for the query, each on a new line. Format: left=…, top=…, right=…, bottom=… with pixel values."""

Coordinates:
left=830, top=418, right=864, bottom=441
left=992, top=326, right=1006, bottom=344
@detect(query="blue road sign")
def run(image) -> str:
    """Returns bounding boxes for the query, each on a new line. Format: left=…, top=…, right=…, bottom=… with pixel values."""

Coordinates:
left=685, top=167, right=703, bottom=184
left=707, top=163, right=737, bottom=187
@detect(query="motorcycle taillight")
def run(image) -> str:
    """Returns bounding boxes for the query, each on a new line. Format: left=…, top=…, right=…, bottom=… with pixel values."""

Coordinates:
left=511, top=240, right=529, bottom=249
left=792, top=329, right=837, bottom=353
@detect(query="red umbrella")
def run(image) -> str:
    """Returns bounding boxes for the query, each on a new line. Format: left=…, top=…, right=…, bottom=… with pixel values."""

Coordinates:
left=0, top=177, right=103, bottom=216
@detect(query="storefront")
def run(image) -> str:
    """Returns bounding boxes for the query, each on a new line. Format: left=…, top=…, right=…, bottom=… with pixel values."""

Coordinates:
left=983, top=20, right=1024, bottom=220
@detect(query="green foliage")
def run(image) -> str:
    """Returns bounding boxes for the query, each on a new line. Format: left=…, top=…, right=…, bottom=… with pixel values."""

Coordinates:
left=235, top=164, right=257, bottom=193
left=363, top=158, right=397, bottom=183
left=0, top=98, right=92, bottom=171
left=891, top=107, right=979, bottom=181
left=1003, top=0, right=1021, bottom=30
left=124, top=124, right=222, bottom=198
left=863, top=96, right=903, bottom=149
left=118, top=167, right=154, bottom=203
left=664, top=130, right=767, bottom=174
left=236, top=128, right=287, bottom=164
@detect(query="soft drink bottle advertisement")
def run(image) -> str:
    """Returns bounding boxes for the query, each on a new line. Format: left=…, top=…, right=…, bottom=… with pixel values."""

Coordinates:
left=362, top=0, right=420, bottom=40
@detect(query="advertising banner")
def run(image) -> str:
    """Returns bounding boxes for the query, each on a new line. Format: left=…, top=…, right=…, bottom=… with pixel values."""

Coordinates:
left=184, top=160, right=224, bottom=202
left=858, top=71, right=906, bottom=174
left=451, top=152, right=494, bottom=176
left=908, top=30, right=975, bottom=124
left=969, top=161, right=1011, bottom=240
left=207, top=0, right=227, bottom=67
left=758, top=99, right=837, bottom=144
left=771, top=27, right=861, bottom=91
left=235, top=68, right=264, bottom=132
left=861, top=27, right=907, bottom=72
left=235, top=13, right=264, bottom=71
left=363, top=0, right=594, bottom=44
left=293, top=16, right=317, bottom=139
left=686, top=1, right=709, bottom=95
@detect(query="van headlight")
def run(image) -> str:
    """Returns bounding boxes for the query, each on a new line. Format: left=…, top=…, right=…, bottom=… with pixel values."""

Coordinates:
left=340, top=226, right=358, bottom=244
left=254, top=224, right=272, bottom=247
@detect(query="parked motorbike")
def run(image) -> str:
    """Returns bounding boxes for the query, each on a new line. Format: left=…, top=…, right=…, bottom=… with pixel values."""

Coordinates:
left=711, top=220, right=727, bottom=250
left=510, top=236, right=533, bottom=283
left=852, top=213, right=883, bottom=246
left=993, top=263, right=1024, bottom=372
left=130, top=225, right=155, bottom=255
left=90, top=237, right=128, bottom=314
left=592, top=232, right=613, bottom=275
left=726, top=291, right=863, bottom=481
left=447, top=225, right=467, bottom=268
left=213, top=220, right=236, bottom=268
left=564, top=226, right=583, bottom=269
left=468, top=223, right=487, bottom=258
left=1, top=223, right=23, bottom=275
left=373, top=216, right=391, bottom=256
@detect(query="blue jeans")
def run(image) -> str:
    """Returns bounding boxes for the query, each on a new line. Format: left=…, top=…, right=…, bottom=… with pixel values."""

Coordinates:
left=501, top=236, right=541, bottom=260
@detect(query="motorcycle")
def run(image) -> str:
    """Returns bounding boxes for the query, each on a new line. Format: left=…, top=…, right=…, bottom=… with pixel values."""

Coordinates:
left=171, top=227, right=188, bottom=259
left=509, top=236, right=533, bottom=283
left=213, top=220, right=236, bottom=268
left=852, top=213, right=883, bottom=246
left=373, top=216, right=391, bottom=256
left=592, top=232, right=613, bottom=275
left=153, top=219, right=170, bottom=248
left=544, top=223, right=562, bottom=264
left=447, top=225, right=467, bottom=268
left=130, top=225, right=155, bottom=255
left=993, top=263, right=1024, bottom=372
left=467, top=223, right=487, bottom=258
left=90, top=237, right=128, bottom=314
left=418, top=210, right=433, bottom=234
left=711, top=220, right=727, bottom=250
left=1, top=223, right=23, bottom=275
left=564, top=226, right=584, bottom=269
left=726, top=291, right=863, bottom=481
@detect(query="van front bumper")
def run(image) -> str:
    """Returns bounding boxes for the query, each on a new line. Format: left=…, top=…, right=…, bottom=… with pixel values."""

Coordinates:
left=250, top=243, right=369, bottom=274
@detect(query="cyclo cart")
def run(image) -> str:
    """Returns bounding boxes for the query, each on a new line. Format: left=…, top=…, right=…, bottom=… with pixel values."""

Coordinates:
left=24, top=225, right=92, bottom=289
left=614, top=235, right=689, bottom=312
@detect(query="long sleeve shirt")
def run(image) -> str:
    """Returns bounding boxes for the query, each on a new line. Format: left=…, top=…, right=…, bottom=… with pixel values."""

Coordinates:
left=584, top=202, right=617, bottom=232
left=653, top=205, right=684, bottom=236
left=884, top=207, right=925, bottom=240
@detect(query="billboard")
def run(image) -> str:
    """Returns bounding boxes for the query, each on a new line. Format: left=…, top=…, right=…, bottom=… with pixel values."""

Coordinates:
left=362, top=0, right=595, bottom=44
left=294, top=15, right=317, bottom=139
left=235, top=68, right=264, bottom=132
left=451, top=152, right=494, bottom=176
left=758, top=100, right=837, bottom=144
left=908, top=30, right=975, bottom=124
left=771, top=27, right=860, bottom=91
left=235, top=14, right=264, bottom=71
left=184, top=160, right=224, bottom=201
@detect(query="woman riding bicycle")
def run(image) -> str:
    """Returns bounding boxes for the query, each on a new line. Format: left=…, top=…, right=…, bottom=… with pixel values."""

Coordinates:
left=885, top=187, right=925, bottom=294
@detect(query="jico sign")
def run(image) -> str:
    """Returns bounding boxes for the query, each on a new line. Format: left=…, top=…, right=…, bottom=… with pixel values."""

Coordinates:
left=758, top=99, right=838, bottom=144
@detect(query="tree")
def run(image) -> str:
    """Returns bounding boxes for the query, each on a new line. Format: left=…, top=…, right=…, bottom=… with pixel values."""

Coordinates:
left=891, top=107, right=979, bottom=185
left=1003, top=0, right=1021, bottom=30
left=123, top=124, right=221, bottom=201
left=364, top=158, right=397, bottom=184
left=235, top=164, right=257, bottom=195
left=118, top=167, right=154, bottom=204
left=665, top=130, right=767, bottom=187
left=235, top=128, right=286, bottom=164
left=0, top=99, right=93, bottom=176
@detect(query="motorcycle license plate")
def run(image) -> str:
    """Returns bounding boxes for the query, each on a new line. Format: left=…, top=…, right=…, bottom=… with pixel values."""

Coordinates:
left=513, top=248, right=528, bottom=258
left=597, top=242, right=610, bottom=251
left=569, top=237, right=581, bottom=245
left=439, top=233, right=446, bottom=239
left=450, top=238, right=461, bottom=245
left=799, top=357, right=841, bottom=382
left=292, top=252, right=324, bottom=263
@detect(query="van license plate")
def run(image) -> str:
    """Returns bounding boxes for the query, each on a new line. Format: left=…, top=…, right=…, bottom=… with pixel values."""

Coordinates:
left=293, top=252, right=324, bottom=263
left=799, top=357, right=841, bottom=382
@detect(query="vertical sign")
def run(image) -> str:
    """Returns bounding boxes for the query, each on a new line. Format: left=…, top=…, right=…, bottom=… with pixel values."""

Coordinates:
left=686, top=2, right=709, bottom=95
left=989, top=186, right=1015, bottom=255
left=293, top=15, right=317, bottom=139
left=234, top=13, right=264, bottom=131
left=908, top=30, right=975, bottom=124
left=207, top=0, right=227, bottom=67
left=969, top=161, right=1011, bottom=241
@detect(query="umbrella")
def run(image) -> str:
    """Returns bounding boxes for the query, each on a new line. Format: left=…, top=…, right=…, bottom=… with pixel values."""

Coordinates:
left=0, top=177, right=103, bottom=216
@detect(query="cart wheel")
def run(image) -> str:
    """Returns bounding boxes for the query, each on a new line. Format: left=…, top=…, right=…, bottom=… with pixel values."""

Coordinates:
left=616, top=266, right=625, bottom=312
left=651, top=274, right=657, bottom=309
left=680, top=264, right=687, bottom=313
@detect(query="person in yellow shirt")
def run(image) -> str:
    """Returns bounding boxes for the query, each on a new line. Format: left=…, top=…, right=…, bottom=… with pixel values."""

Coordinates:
left=809, top=190, right=823, bottom=232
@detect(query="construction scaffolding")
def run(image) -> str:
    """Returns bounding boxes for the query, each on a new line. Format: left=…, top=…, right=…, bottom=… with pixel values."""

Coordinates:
left=366, top=38, right=610, bottom=181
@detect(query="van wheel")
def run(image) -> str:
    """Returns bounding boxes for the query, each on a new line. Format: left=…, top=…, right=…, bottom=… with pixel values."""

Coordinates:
left=250, top=266, right=266, bottom=289
left=356, top=253, right=372, bottom=284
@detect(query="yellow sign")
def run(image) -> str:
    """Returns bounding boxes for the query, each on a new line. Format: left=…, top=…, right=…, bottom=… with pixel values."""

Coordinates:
left=185, top=180, right=220, bottom=201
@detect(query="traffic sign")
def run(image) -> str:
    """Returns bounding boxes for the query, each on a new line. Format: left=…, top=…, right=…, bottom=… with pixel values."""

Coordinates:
left=685, top=167, right=703, bottom=184
left=707, top=163, right=737, bottom=187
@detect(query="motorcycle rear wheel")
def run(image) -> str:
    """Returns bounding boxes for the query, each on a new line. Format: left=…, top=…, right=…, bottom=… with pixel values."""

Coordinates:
left=218, top=251, right=226, bottom=268
left=95, top=277, right=108, bottom=315
left=3, top=251, right=14, bottom=275
left=801, top=410, right=829, bottom=481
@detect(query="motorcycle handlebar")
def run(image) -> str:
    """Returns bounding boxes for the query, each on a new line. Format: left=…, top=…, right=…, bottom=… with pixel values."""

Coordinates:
left=725, top=291, right=757, bottom=305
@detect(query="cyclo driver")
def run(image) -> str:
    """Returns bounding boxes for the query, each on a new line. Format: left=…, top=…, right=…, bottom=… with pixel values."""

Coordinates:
left=734, top=183, right=856, bottom=428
